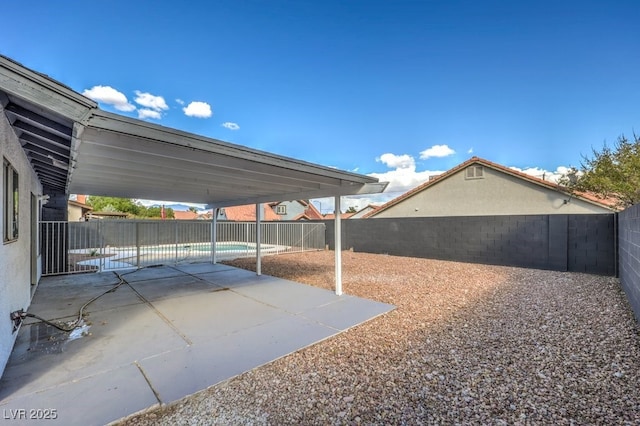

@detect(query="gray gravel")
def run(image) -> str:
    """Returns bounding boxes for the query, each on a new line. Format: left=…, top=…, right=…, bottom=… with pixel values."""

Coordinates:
left=120, top=251, right=640, bottom=425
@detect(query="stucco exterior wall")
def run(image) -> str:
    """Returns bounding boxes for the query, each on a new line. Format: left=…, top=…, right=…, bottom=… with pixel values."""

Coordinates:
left=275, top=201, right=306, bottom=220
left=68, top=204, right=83, bottom=222
left=375, top=167, right=611, bottom=218
left=0, top=104, right=43, bottom=377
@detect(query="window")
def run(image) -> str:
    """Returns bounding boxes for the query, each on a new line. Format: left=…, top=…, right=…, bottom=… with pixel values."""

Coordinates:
left=465, top=165, right=484, bottom=179
left=4, top=158, right=19, bottom=242
left=276, top=205, right=287, bottom=215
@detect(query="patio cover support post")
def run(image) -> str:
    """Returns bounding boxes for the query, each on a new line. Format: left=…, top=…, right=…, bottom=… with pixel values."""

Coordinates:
left=211, top=208, right=218, bottom=264
left=256, top=203, right=262, bottom=276
left=334, top=195, right=342, bottom=296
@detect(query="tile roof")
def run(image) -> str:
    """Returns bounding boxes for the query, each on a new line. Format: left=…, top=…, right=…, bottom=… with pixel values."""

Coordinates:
left=173, top=210, right=199, bottom=220
left=223, top=204, right=281, bottom=221
left=364, top=156, right=619, bottom=218
left=322, top=212, right=355, bottom=220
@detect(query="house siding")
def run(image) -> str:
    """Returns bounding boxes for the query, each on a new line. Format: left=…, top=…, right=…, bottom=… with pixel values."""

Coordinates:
left=0, top=104, right=43, bottom=377
left=274, top=201, right=307, bottom=220
left=374, top=167, right=612, bottom=218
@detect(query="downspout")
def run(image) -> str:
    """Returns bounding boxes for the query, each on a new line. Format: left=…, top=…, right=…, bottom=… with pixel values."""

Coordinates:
left=256, top=203, right=262, bottom=276
left=334, top=195, right=342, bottom=296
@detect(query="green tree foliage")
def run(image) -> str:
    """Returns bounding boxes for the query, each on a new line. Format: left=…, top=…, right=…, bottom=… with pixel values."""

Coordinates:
left=561, top=134, right=640, bottom=208
left=346, top=206, right=358, bottom=213
left=86, top=196, right=174, bottom=218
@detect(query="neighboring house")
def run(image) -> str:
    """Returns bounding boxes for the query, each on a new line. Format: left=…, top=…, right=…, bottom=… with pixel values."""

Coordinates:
left=269, top=200, right=323, bottom=220
left=173, top=210, right=213, bottom=220
left=67, top=195, right=93, bottom=221
left=349, top=204, right=380, bottom=219
left=87, top=211, right=129, bottom=219
left=217, top=204, right=281, bottom=221
left=173, top=210, right=199, bottom=220
left=366, top=156, right=618, bottom=218
left=323, top=212, right=355, bottom=220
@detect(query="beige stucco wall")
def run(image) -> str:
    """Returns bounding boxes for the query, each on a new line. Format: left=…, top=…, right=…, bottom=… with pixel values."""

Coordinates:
left=0, top=104, right=43, bottom=378
left=375, top=166, right=612, bottom=218
left=68, top=204, right=83, bottom=222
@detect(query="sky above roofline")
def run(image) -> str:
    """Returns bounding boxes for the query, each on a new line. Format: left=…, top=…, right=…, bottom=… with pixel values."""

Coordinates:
left=3, top=1, right=638, bottom=212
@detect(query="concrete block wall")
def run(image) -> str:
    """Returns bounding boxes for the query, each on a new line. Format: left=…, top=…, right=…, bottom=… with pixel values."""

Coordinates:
left=619, top=203, right=640, bottom=322
left=568, top=214, right=616, bottom=275
left=325, top=214, right=616, bottom=274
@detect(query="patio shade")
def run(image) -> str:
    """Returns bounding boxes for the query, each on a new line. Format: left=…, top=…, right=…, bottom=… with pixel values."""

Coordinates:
left=0, top=55, right=387, bottom=206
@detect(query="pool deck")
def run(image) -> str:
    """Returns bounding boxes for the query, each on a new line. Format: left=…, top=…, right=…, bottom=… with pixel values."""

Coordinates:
left=0, top=263, right=394, bottom=425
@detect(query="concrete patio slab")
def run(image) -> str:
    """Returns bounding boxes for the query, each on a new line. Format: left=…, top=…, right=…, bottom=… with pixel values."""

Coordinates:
left=228, top=277, right=343, bottom=313
left=139, top=314, right=336, bottom=404
left=301, top=296, right=396, bottom=331
left=1, top=303, right=188, bottom=400
left=24, top=282, right=144, bottom=325
left=0, top=263, right=394, bottom=425
left=1, top=363, right=158, bottom=426
left=149, top=290, right=286, bottom=342
left=127, top=274, right=225, bottom=302
left=173, top=262, right=235, bottom=275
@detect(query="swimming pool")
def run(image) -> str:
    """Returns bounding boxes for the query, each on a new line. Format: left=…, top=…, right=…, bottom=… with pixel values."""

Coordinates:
left=143, top=242, right=279, bottom=253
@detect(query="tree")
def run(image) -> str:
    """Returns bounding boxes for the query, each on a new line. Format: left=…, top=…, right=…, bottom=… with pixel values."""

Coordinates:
left=346, top=206, right=358, bottom=213
left=188, top=206, right=198, bottom=213
left=560, top=134, right=640, bottom=208
left=86, top=196, right=141, bottom=215
left=86, top=196, right=174, bottom=218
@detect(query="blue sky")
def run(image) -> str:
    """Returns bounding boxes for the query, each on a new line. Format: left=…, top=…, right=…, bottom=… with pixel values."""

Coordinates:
left=3, top=1, right=639, bottom=212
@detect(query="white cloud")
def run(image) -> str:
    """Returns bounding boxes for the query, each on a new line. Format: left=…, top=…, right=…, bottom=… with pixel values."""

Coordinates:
left=82, top=85, right=135, bottom=112
left=222, top=122, right=240, bottom=130
left=183, top=101, right=212, bottom=118
left=376, top=153, right=415, bottom=169
left=509, top=165, right=573, bottom=183
left=419, top=144, right=455, bottom=159
left=369, top=167, right=440, bottom=195
left=467, top=148, right=474, bottom=154
left=134, top=91, right=168, bottom=111
left=310, top=196, right=382, bottom=214
left=137, top=109, right=162, bottom=120
left=371, top=152, right=444, bottom=197
left=175, top=98, right=185, bottom=105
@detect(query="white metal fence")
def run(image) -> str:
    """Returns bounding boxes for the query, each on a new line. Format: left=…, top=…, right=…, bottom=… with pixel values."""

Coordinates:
left=41, top=220, right=326, bottom=275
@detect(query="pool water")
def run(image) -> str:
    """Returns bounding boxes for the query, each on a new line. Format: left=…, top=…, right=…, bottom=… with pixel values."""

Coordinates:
left=143, top=242, right=265, bottom=253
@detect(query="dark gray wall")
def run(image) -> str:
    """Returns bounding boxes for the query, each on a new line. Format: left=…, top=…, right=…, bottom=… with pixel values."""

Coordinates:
left=619, top=204, right=640, bottom=322
left=325, top=214, right=616, bottom=275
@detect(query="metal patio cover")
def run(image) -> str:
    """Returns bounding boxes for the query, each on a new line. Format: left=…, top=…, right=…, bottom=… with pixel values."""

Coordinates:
left=0, top=55, right=386, bottom=206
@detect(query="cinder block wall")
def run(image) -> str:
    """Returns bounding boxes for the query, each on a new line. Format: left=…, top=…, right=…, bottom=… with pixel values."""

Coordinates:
left=325, top=214, right=616, bottom=275
left=619, top=204, right=640, bottom=322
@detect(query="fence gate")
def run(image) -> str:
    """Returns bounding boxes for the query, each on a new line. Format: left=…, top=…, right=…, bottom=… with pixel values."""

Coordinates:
left=41, top=220, right=325, bottom=276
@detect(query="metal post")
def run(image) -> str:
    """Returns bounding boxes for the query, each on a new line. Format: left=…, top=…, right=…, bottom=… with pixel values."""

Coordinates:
left=256, top=203, right=262, bottom=276
left=136, top=221, right=140, bottom=268
left=334, top=196, right=342, bottom=296
left=174, top=220, right=179, bottom=264
left=211, top=208, right=218, bottom=264
left=99, top=221, right=105, bottom=272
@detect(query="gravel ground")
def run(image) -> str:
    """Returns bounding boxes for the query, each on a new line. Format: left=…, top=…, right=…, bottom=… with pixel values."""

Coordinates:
left=120, top=251, right=640, bottom=425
